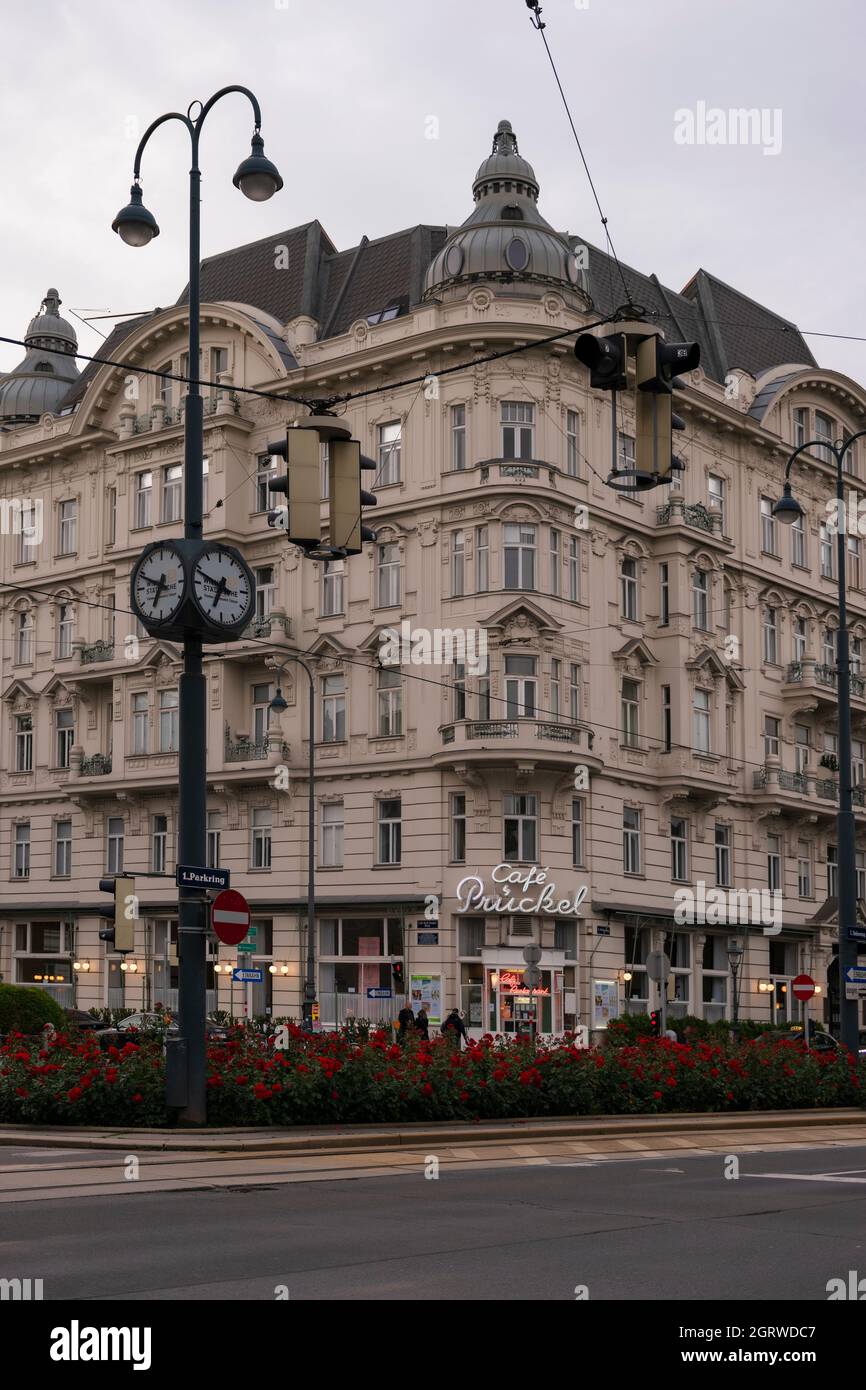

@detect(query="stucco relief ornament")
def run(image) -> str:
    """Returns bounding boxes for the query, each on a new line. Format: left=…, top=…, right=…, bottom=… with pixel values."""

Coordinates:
left=469, top=288, right=492, bottom=313
left=352, top=320, right=369, bottom=345
left=743, top=586, right=759, bottom=610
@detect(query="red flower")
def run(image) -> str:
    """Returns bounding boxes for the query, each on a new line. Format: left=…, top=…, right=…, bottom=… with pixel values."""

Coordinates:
left=652, top=1090, right=662, bottom=1099
left=253, top=1083, right=271, bottom=1099
left=422, top=1083, right=433, bottom=1095
left=66, top=1086, right=83, bottom=1102
left=132, top=1093, right=143, bottom=1103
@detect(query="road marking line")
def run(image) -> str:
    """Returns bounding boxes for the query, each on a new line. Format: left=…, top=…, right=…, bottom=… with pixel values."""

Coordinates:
left=744, top=1171, right=866, bottom=1184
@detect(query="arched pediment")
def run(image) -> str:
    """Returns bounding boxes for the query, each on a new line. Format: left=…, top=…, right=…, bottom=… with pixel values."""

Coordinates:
left=482, top=597, right=562, bottom=639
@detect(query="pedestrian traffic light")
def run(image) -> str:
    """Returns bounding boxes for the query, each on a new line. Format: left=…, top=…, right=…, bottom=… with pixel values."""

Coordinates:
left=266, top=429, right=322, bottom=551
left=635, top=336, right=700, bottom=483
left=392, top=961, right=405, bottom=988
left=649, top=1009, right=662, bottom=1038
left=574, top=332, right=628, bottom=392
left=97, top=876, right=137, bottom=953
left=328, top=437, right=378, bottom=556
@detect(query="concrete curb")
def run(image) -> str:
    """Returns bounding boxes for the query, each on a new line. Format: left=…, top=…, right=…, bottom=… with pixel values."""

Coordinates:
left=0, top=1108, right=863, bottom=1155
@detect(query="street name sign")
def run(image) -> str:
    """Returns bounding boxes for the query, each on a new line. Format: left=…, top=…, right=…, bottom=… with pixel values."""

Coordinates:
left=177, top=864, right=230, bottom=890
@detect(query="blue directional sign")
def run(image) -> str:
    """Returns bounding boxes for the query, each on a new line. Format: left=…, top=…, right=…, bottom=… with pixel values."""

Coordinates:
left=844, top=965, right=866, bottom=983
left=177, top=864, right=230, bottom=890
left=847, top=927, right=866, bottom=944
left=233, top=968, right=263, bottom=983
left=367, top=988, right=392, bottom=999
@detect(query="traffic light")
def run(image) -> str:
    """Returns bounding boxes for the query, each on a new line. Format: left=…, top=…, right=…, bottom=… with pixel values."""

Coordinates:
left=392, top=961, right=405, bottom=988
left=266, top=429, right=322, bottom=551
left=97, top=876, right=137, bottom=953
left=649, top=1009, right=662, bottom=1038
left=574, top=332, right=628, bottom=391
left=635, top=336, right=700, bottom=483
left=328, top=437, right=378, bottom=556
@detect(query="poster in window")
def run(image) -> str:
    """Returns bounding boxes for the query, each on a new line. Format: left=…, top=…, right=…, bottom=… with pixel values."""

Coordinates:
left=592, top=979, right=619, bottom=1029
left=410, top=973, right=442, bottom=1027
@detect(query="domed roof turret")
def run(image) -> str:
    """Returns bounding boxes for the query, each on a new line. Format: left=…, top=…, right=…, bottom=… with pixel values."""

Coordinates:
left=0, top=288, right=80, bottom=423
left=424, top=119, right=586, bottom=298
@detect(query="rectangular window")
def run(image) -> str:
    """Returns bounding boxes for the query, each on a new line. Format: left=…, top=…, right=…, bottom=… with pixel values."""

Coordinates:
left=820, top=524, right=835, bottom=578
left=572, top=798, right=583, bottom=866
left=823, top=627, right=836, bottom=668
left=15, top=714, right=33, bottom=772
left=58, top=499, right=77, bottom=555
left=762, top=607, right=779, bottom=664
left=550, top=658, right=561, bottom=720
left=376, top=542, right=401, bottom=607
left=378, top=798, right=402, bottom=864
left=505, top=654, right=537, bottom=719
left=814, top=410, right=834, bottom=465
left=793, top=616, right=807, bottom=664
left=659, top=562, right=670, bottom=625
left=16, top=610, right=34, bottom=664
left=322, top=558, right=345, bottom=616
left=255, top=454, right=277, bottom=513
left=849, top=535, right=862, bottom=590
left=321, top=801, right=344, bottom=868
left=623, top=807, right=641, bottom=874
left=793, top=406, right=809, bottom=448
left=567, top=536, right=579, bottom=601
left=692, top=570, right=709, bottom=630
left=377, top=421, right=402, bottom=486
left=476, top=525, right=489, bottom=591
left=792, top=512, right=806, bottom=567
left=14, top=823, right=30, bottom=878
left=254, top=565, right=276, bottom=620
left=504, top=523, right=536, bottom=590
left=152, top=815, right=168, bottom=873
left=206, top=811, right=222, bottom=869
left=132, top=693, right=149, bottom=754
left=451, top=793, right=467, bottom=863
left=662, top=684, right=672, bottom=752
left=452, top=530, right=465, bottom=597
left=569, top=664, right=580, bottom=723
left=797, top=841, right=812, bottom=898
left=670, top=817, right=688, bottom=881
left=251, top=682, right=273, bottom=745
left=56, top=708, right=74, bottom=769
left=617, top=432, right=636, bottom=488
left=620, top=557, right=638, bottom=620
left=161, top=464, right=183, bottom=523
left=453, top=661, right=466, bottom=721
left=54, top=819, right=72, bottom=877
left=621, top=678, right=640, bottom=747
left=761, top=496, right=777, bottom=554
left=827, top=844, right=838, bottom=897
left=708, top=474, right=725, bottom=532
left=549, top=528, right=560, bottom=596
left=767, top=833, right=782, bottom=893
left=794, top=722, right=811, bottom=775
left=715, top=824, right=731, bottom=887
left=377, top=668, right=403, bottom=736
left=322, top=674, right=346, bottom=742
left=504, top=792, right=538, bottom=862
left=134, top=471, right=153, bottom=528
left=857, top=850, right=866, bottom=902
left=106, top=816, right=124, bottom=874
left=251, top=809, right=272, bottom=869
left=106, top=487, right=117, bottom=546
left=451, top=404, right=466, bottom=471
left=763, top=714, right=781, bottom=759
left=158, top=361, right=174, bottom=408
left=210, top=346, right=228, bottom=391
left=57, top=603, right=74, bottom=658
left=158, top=689, right=179, bottom=752
left=566, top=409, right=579, bottom=477
left=693, top=688, right=711, bottom=753
left=501, top=401, right=534, bottom=460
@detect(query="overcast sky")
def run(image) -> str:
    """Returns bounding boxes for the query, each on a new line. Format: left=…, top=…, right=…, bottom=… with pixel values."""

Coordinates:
left=2, top=0, right=863, bottom=385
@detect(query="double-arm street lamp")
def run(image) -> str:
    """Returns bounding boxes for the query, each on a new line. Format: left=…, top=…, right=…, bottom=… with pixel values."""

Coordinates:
left=772, top=429, right=866, bottom=1054
left=112, top=88, right=282, bottom=1123
left=269, top=658, right=317, bottom=1028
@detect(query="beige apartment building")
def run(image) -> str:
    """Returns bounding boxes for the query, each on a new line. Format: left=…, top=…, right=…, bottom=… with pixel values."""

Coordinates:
left=1, top=119, right=865, bottom=1040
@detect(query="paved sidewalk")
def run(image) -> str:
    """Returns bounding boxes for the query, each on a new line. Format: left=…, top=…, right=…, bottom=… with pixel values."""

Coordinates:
left=0, top=1106, right=863, bottom=1154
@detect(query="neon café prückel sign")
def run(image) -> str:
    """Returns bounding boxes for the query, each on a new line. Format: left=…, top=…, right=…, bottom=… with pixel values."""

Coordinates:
left=456, top=863, right=587, bottom=916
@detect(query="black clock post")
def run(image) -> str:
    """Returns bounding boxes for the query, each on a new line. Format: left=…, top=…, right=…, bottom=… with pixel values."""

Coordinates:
left=114, top=89, right=282, bottom=1123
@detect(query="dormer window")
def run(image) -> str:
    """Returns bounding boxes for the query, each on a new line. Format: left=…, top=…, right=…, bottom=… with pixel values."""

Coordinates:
left=367, top=304, right=400, bottom=325
left=502, top=204, right=524, bottom=220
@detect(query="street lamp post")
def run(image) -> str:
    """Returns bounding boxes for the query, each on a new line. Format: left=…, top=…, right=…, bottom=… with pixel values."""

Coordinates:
left=113, top=89, right=282, bottom=1122
left=727, top=941, right=744, bottom=1025
left=269, top=657, right=316, bottom=1028
left=772, top=429, right=866, bottom=1054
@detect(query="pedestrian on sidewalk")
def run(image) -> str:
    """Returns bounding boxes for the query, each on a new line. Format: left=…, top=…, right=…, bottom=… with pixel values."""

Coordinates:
left=397, top=1001, right=415, bottom=1045
left=441, top=1007, right=467, bottom=1049
left=415, top=1006, right=429, bottom=1041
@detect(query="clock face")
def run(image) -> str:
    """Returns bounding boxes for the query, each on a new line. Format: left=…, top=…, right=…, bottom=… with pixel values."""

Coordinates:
left=132, top=545, right=186, bottom=623
left=192, top=547, right=253, bottom=628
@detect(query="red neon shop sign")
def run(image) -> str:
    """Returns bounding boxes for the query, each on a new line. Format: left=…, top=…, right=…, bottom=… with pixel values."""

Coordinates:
left=496, top=970, right=550, bottom=995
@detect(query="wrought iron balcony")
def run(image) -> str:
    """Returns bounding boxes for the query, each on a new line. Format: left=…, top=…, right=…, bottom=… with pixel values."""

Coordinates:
left=80, top=754, right=112, bottom=776
left=785, top=660, right=866, bottom=699
left=441, top=718, right=593, bottom=750
left=656, top=499, right=718, bottom=534
left=224, top=734, right=290, bottom=763
left=241, top=613, right=291, bottom=640
left=79, top=640, right=114, bottom=665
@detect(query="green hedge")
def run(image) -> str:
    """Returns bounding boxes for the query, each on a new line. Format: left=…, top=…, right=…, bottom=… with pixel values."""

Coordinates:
left=0, top=984, right=67, bottom=1036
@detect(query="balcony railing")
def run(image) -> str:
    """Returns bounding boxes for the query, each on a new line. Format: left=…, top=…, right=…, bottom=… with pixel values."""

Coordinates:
left=80, top=754, right=112, bottom=776
left=752, top=764, right=866, bottom=808
left=441, top=719, right=593, bottom=750
left=224, top=735, right=290, bottom=763
left=241, top=613, right=292, bottom=640
left=79, top=640, right=114, bottom=665
left=785, top=660, right=866, bottom=699
left=656, top=499, right=718, bottom=534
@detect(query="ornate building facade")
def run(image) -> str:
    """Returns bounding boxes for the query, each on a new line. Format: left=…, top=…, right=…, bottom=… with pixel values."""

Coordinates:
left=1, top=120, right=864, bottom=1038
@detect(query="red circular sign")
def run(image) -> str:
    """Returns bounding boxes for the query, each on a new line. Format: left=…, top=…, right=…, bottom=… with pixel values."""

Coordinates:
left=792, top=973, right=816, bottom=1002
left=210, top=888, right=251, bottom=946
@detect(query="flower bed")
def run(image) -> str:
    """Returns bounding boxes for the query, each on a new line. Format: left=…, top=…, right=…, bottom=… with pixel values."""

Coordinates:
left=0, top=1027, right=862, bottom=1127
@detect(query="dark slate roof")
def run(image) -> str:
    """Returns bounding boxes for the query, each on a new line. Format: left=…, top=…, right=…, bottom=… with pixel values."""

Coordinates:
left=176, top=221, right=333, bottom=323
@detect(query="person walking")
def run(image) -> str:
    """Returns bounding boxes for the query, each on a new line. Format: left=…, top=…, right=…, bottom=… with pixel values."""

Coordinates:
left=441, top=1007, right=467, bottom=1049
left=397, top=1001, right=415, bottom=1045
left=415, top=1005, right=430, bottom=1041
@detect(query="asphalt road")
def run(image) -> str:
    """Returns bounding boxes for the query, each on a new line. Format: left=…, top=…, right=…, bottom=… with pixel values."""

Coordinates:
left=2, top=1141, right=866, bottom=1300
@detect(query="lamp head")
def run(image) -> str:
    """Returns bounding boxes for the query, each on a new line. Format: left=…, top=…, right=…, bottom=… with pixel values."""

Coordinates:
left=269, top=687, right=289, bottom=714
left=233, top=133, right=283, bottom=202
left=112, top=183, right=160, bottom=246
left=772, top=482, right=805, bottom=526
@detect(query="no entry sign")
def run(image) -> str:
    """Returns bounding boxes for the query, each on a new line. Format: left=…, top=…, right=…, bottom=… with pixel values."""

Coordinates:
left=211, top=888, right=251, bottom=946
left=791, top=973, right=816, bottom=1002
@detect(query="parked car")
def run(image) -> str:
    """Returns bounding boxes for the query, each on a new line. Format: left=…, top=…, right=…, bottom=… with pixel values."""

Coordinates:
left=98, top=1011, right=230, bottom=1048
left=62, top=1008, right=110, bottom=1033
left=776, top=1028, right=841, bottom=1054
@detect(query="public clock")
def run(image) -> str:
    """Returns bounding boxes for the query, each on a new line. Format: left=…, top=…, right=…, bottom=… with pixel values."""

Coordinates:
left=191, top=545, right=255, bottom=633
left=130, top=543, right=186, bottom=627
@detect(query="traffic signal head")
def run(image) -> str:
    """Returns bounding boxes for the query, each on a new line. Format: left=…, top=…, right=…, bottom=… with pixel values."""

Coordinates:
left=328, top=439, right=378, bottom=556
left=636, top=336, right=700, bottom=395
left=392, top=961, right=405, bottom=987
left=97, top=876, right=137, bottom=953
left=267, top=429, right=322, bottom=550
left=574, top=332, right=628, bottom=392
left=649, top=1009, right=661, bottom=1038
left=634, top=336, right=699, bottom=483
